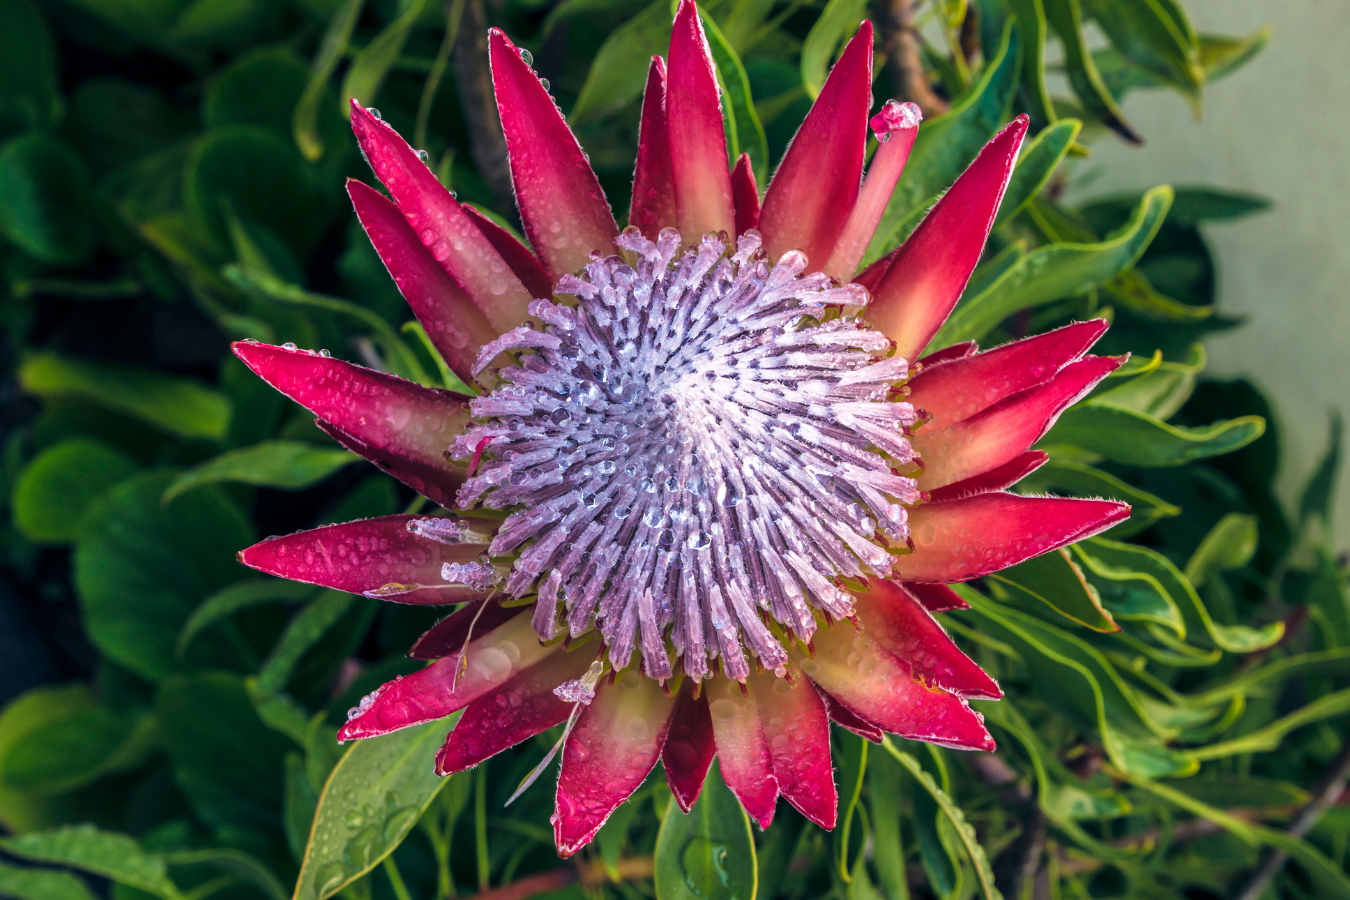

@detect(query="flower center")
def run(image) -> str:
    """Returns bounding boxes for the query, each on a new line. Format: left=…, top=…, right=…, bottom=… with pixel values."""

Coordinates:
left=453, top=229, right=920, bottom=682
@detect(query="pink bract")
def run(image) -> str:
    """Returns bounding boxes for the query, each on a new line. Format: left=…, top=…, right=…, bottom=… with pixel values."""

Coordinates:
left=234, top=0, right=1129, bottom=857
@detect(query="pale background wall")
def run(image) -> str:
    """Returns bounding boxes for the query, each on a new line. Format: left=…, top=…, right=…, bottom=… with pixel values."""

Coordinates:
left=1067, top=0, right=1350, bottom=549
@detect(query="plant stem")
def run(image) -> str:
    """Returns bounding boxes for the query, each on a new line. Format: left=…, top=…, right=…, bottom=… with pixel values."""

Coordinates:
left=453, top=0, right=514, bottom=210
left=1232, top=737, right=1350, bottom=900
left=474, top=765, right=490, bottom=891
left=416, top=0, right=467, bottom=150
left=876, top=0, right=949, bottom=117
left=463, top=858, right=655, bottom=900
left=383, top=856, right=413, bottom=900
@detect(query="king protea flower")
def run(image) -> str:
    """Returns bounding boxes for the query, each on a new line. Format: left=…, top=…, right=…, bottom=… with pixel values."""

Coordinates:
left=234, top=0, right=1129, bottom=855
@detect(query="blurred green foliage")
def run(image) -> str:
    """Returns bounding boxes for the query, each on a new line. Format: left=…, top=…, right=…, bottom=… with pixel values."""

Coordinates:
left=0, top=0, right=1343, bottom=899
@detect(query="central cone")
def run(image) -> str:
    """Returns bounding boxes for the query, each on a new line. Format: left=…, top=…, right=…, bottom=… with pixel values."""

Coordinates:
left=453, top=229, right=922, bottom=682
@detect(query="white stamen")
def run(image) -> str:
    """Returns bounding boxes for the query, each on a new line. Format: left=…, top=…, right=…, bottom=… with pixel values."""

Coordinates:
left=456, top=229, right=918, bottom=682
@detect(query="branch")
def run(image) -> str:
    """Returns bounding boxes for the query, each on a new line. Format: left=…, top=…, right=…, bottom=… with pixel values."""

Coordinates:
left=876, top=0, right=949, bottom=117
left=452, top=0, right=515, bottom=211
left=1232, top=738, right=1350, bottom=900
left=466, top=857, right=655, bottom=900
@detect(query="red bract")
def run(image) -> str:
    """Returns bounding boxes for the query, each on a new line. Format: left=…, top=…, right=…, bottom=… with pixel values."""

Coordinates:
left=235, top=0, right=1129, bottom=857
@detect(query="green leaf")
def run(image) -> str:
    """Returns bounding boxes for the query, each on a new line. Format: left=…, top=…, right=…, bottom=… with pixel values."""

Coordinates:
left=572, top=0, right=672, bottom=122
left=162, top=848, right=288, bottom=900
left=75, top=471, right=255, bottom=680
left=1102, top=268, right=1213, bottom=323
left=294, top=0, right=366, bottom=161
left=912, top=787, right=959, bottom=900
left=1184, top=513, right=1258, bottom=585
left=1084, top=537, right=1282, bottom=653
left=177, top=578, right=314, bottom=658
left=186, top=125, right=326, bottom=260
left=1048, top=402, right=1265, bottom=467
left=163, top=440, right=356, bottom=504
left=340, top=0, right=429, bottom=112
left=294, top=718, right=457, bottom=900
left=255, top=590, right=357, bottom=697
left=1169, top=777, right=1308, bottom=809
left=800, top=0, right=866, bottom=99
left=699, top=8, right=768, bottom=182
left=1307, top=550, right=1350, bottom=649
left=205, top=47, right=311, bottom=136
left=1005, top=0, right=1054, bottom=126
left=0, top=134, right=99, bottom=265
left=1189, top=687, right=1350, bottom=761
left=1080, top=0, right=1203, bottom=106
left=994, top=118, right=1080, bottom=227
left=0, top=0, right=61, bottom=134
left=1165, top=186, right=1272, bottom=223
left=836, top=731, right=868, bottom=881
left=224, top=265, right=431, bottom=386
left=990, top=548, right=1118, bottom=632
left=286, top=752, right=321, bottom=861
left=11, top=438, right=140, bottom=543
left=0, top=825, right=182, bottom=900
left=1, top=700, right=153, bottom=796
left=866, top=22, right=1020, bottom=262
left=20, top=353, right=231, bottom=441
left=1300, top=410, right=1343, bottom=528
left=1092, top=342, right=1204, bottom=419
left=866, top=750, right=909, bottom=900
left=158, top=672, right=294, bottom=833
left=976, top=701, right=1130, bottom=857
left=879, top=742, right=1001, bottom=900
left=1016, top=457, right=1180, bottom=537
left=1069, top=542, right=1185, bottom=635
left=936, top=186, right=1172, bottom=345
left=0, top=684, right=104, bottom=832
left=1044, top=0, right=1139, bottom=142
left=960, top=587, right=1196, bottom=777
left=1122, top=774, right=1350, bottom=900
left=1198, top=27, right=1271, bottom=82
left=0, top=860, right=98, bottom=900
left=655, top=759, right=757, bottom=900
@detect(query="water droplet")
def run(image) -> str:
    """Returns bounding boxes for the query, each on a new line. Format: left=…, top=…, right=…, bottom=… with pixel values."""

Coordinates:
left=469, top=647, right=513, bottom=682
left=540, top=77, right=550, bottom=91
left=368, top=108, right=381, bottom=120
left=682, top=839, right=733, bottom=896
left=417, top=149, right=430, bottom=163
left=519, top=48, right=533, bottom=65
left=598, top=460, right=616, bottom=475
left=550, top=407, right=572, bottom=424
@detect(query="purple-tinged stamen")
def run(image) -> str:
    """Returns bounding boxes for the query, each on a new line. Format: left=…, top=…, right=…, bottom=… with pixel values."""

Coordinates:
left=453, top=229, right=919, bottom=682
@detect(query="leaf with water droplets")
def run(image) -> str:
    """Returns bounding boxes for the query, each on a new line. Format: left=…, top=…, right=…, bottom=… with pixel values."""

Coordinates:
left=293, top=715, right=460, bottom=900
left=0, top=825, right=182, bottom=900
left=655, top=759, right=757, bottom=900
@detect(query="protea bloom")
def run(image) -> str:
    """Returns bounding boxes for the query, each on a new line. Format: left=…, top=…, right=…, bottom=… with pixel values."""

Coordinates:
left=234, top=0, right=1129, bottom=855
